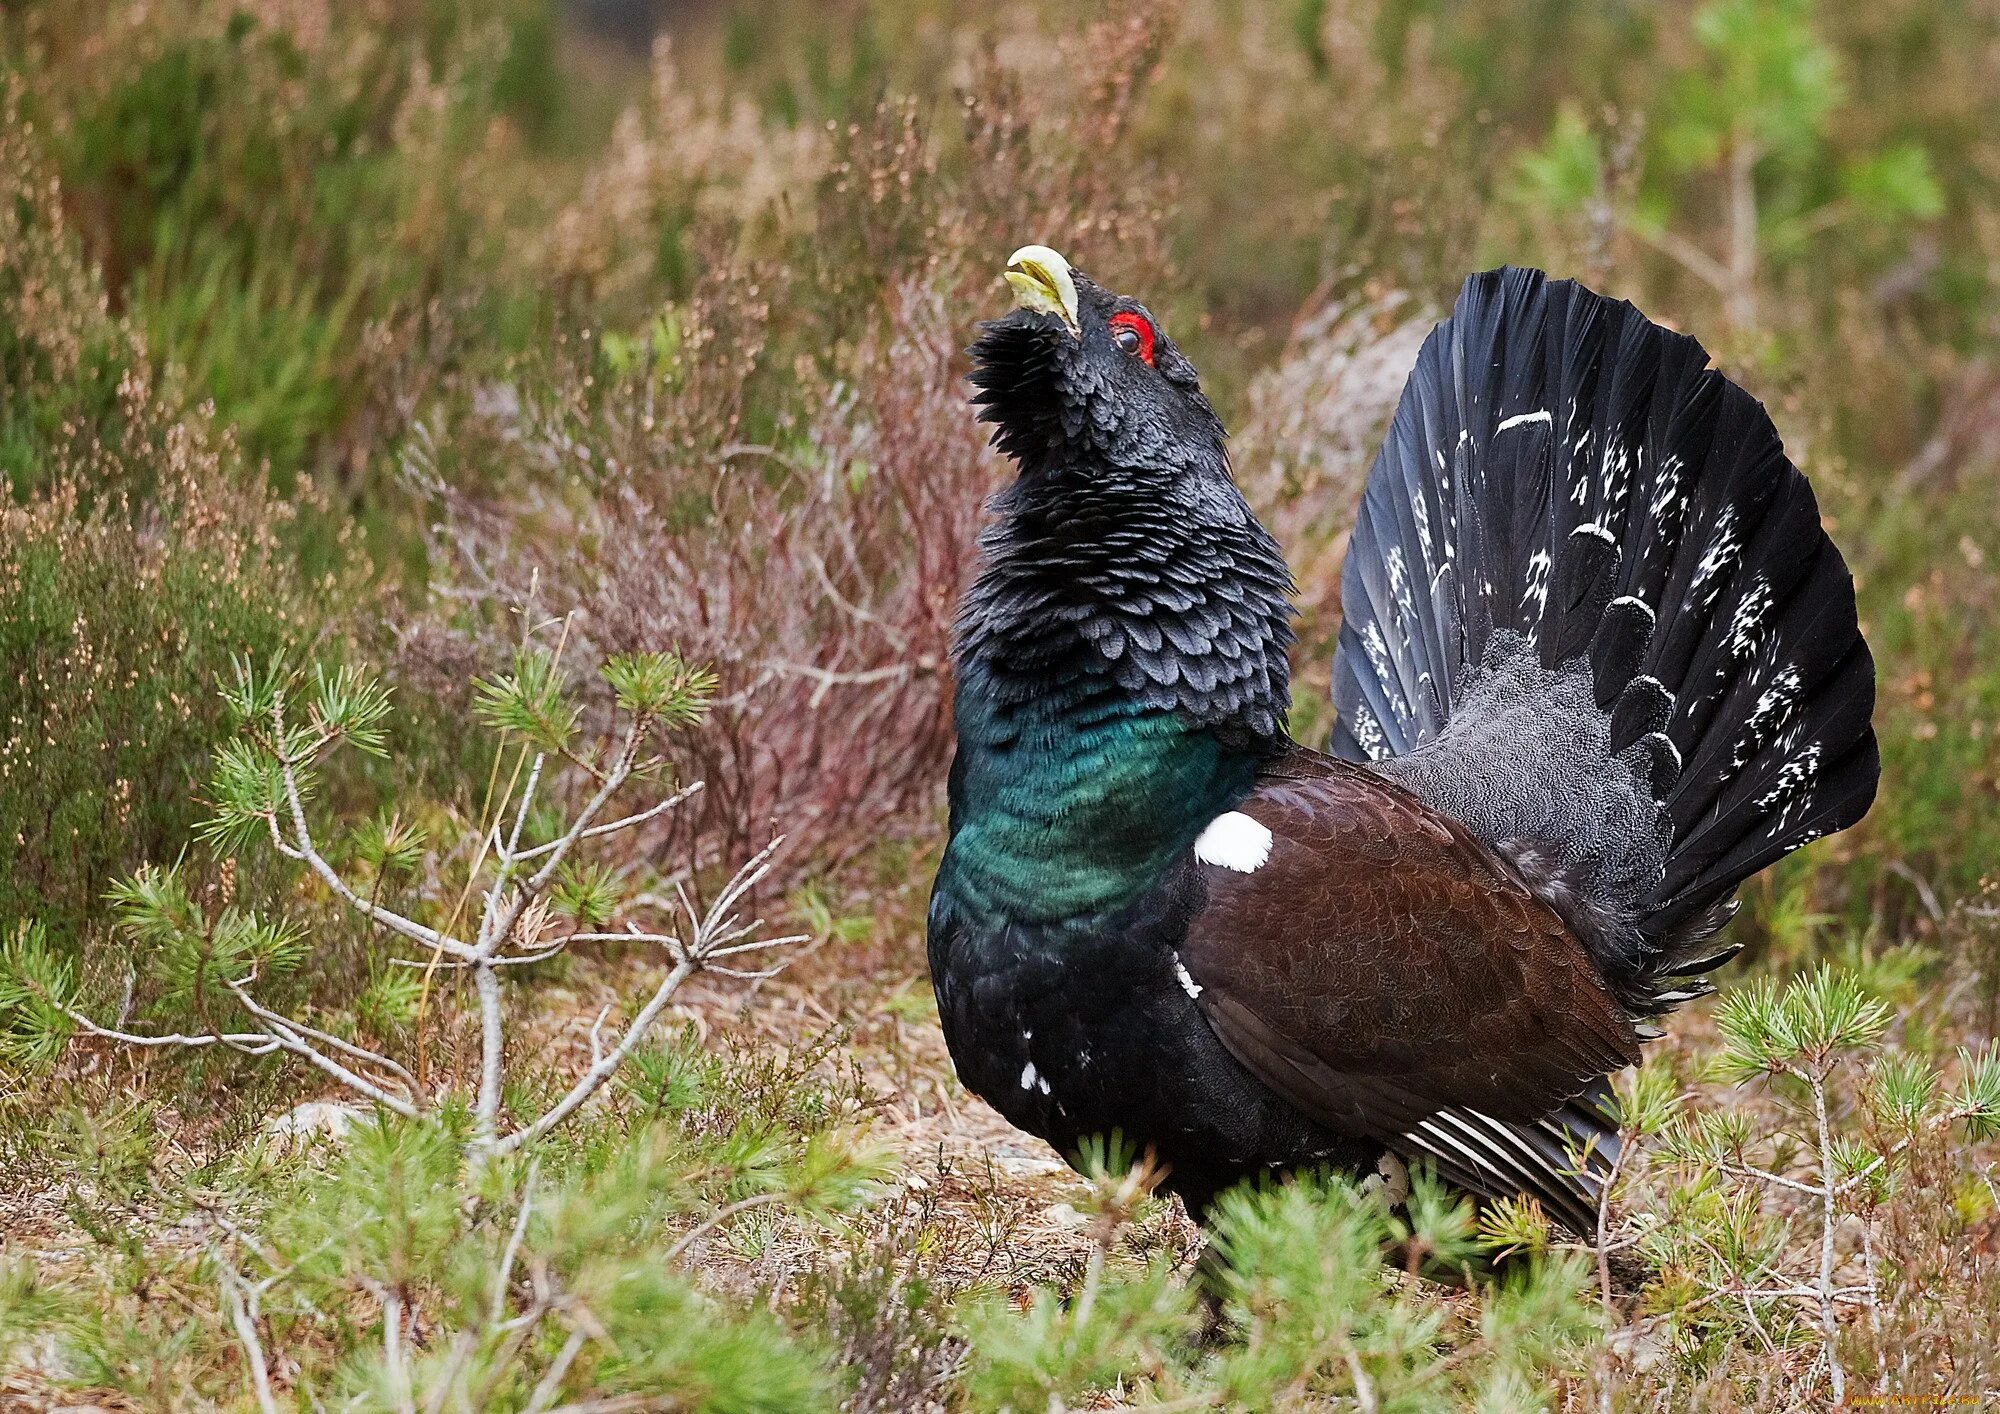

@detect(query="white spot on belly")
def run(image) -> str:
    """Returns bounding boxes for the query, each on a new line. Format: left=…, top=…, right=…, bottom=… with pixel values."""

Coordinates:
left=1193, top=811, right=1272, bottom=873
left=1172, top=955, right=1204, bottom=999
left=1496, top=409, right=1552, bottom=432
left=1360, top=1151, right=1411, bottom=1208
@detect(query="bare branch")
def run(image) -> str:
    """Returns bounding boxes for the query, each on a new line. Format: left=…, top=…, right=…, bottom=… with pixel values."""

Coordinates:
left=228, top=985, right=424, bottom=1100
left=278, top=747, right=477, bottom=962
left=474, top=959, right=507, bottom=1148
left=524, top=1325, right=591, bottom=1414
left=1885, top=859, right=1946, bottom=928
left=489, top=959, right=696, bottom=1156
left=484, top=751, right=544, bottom=897
left=482, top=723, right=640, bottom=961
left=380, top=1286, right=415, bottom=1414
left=510, top=781, right=704, bottom=863
left=660, top=1191, right=792, bottom=1267
left=487, top=839, right=801, bottom=1155
left=216, top=1257, right=279, bottom=1414
left=63, top=1005, right=279, bottom=1054
left=490, top=1160, right=540, bottom=1327
left=1595, top=1130, right=1630, bottom=1315
left=534, top=930, right=685, bottom=951
left=221, top=981, right=421, bottom=1119
left=701, top=933, right=810, bottom=960
left=762, top=659, right=912, bottom=709
left=586, top=1006, right=614, bottom=1071
left=1809, top=1068, right=1846, bottom=1405
left=1716, top=1159, right=1827, bottom=1199
left=522, top=723, right=641, bottom=896
left=1625, top=220, right=1732, bottom=293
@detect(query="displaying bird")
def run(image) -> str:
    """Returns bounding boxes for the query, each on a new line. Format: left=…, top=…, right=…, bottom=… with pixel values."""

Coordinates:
left=926, top=247, right=1879, bottom=1235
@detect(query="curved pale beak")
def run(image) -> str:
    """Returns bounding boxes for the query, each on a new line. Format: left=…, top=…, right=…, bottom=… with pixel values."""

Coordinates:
left=1005, top=245, right=1080, bottom=335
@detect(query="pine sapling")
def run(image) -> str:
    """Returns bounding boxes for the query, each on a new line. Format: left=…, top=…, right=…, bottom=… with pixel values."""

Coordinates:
left=0, top=631, right=809, bottom=1166
left=1647, top=965, right=2000, bottom=1403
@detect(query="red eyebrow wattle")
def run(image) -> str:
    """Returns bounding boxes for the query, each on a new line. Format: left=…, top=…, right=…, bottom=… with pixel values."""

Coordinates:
left=1109, top=311, right=1156, bottom=366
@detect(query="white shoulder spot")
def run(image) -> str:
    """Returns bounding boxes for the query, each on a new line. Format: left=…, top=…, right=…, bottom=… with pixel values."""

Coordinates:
left=1194, top=810, right=1272, bottom=873
left=1172, top=954, right=1204, bottom=1000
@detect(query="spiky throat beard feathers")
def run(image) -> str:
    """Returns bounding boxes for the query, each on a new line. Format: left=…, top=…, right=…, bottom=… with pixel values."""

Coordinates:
left=951, top=465, right=1296, bottom=749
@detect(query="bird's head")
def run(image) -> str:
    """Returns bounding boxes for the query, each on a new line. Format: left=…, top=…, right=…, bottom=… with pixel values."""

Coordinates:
left=969, top=246, right=1227, bottom=483
left=954, top=245, right=1294, bottom=749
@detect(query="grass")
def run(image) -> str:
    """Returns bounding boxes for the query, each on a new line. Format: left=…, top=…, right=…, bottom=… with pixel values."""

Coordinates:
left=4, top=0, right=2000, bottom=1407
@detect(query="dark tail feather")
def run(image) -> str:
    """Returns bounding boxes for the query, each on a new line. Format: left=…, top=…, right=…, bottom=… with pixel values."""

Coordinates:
left=1332, top=267, right=1878, bottom=1014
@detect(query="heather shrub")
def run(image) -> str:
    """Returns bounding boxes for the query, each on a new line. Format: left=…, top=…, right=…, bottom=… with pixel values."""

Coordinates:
left=0, top=102, right=337, bottom=957
left=413, top=276, right=989, bottom=881
left=0, top=481, right=312, bottom=948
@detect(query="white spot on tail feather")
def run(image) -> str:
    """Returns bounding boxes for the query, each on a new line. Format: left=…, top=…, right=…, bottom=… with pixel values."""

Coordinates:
left=1522, top=550, right=1554, bottom=632
left=1194, top=811, right=1273, bottom=873
left=1650, top=454, right=1686, bottom=519
left=1757, top=743, right=1822, bottom=812
left=1020, top=1061, right=1039, bottom=1091
left=1602, top=439, right=1634, bottom=514
left=1349, top=703, right=1388, bottom=760
left=1692, top=506, right=1741, bottom=608
left=1385, top=545, right=1415, bottom=620
left=1361, top=624, right=1413, bottom=730
left=1496, top=409, right=1552, bottom=433
left=1734, top=663, right=1804, bottom=767
left=1609, top=594, right=1657, bottom=624
left=1727, top=577, right=1774, bottom=659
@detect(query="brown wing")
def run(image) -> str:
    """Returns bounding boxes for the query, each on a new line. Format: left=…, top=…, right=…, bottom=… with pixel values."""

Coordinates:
left=1180, top=751, right=1638, bottom=1152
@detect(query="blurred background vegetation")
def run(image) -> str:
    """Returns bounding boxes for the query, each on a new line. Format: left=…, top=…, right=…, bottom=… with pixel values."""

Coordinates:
left=2, top=0, right=1998, bottom=1407
left=5, top=0, right=1996, bottom=964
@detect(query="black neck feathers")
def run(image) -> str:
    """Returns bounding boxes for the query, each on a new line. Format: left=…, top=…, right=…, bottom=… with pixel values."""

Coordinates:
left=954, top=466, right=1295, bottom=749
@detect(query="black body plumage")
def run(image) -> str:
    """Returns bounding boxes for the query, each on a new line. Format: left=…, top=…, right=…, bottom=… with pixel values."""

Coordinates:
left=928, top=261, right=1879, bottom=1234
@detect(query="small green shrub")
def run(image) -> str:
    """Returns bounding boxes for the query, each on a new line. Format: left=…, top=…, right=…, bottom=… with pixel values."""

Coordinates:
left=956, top=1144, right=1604, bottom=1412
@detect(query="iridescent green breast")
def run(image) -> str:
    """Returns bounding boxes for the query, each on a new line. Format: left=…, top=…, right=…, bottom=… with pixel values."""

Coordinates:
left=937, top=684, right=1257, bottom=927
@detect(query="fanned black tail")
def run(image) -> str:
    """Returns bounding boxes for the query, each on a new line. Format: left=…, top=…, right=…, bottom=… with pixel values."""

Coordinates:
left=1329, top=267, right=1878, bottom=1231
left=1332, top=265, right=1877, bottom=1003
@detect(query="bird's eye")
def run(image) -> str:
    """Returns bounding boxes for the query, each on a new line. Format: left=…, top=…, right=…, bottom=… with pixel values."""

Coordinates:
left=1108, top=311, right=1156, bottom=366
